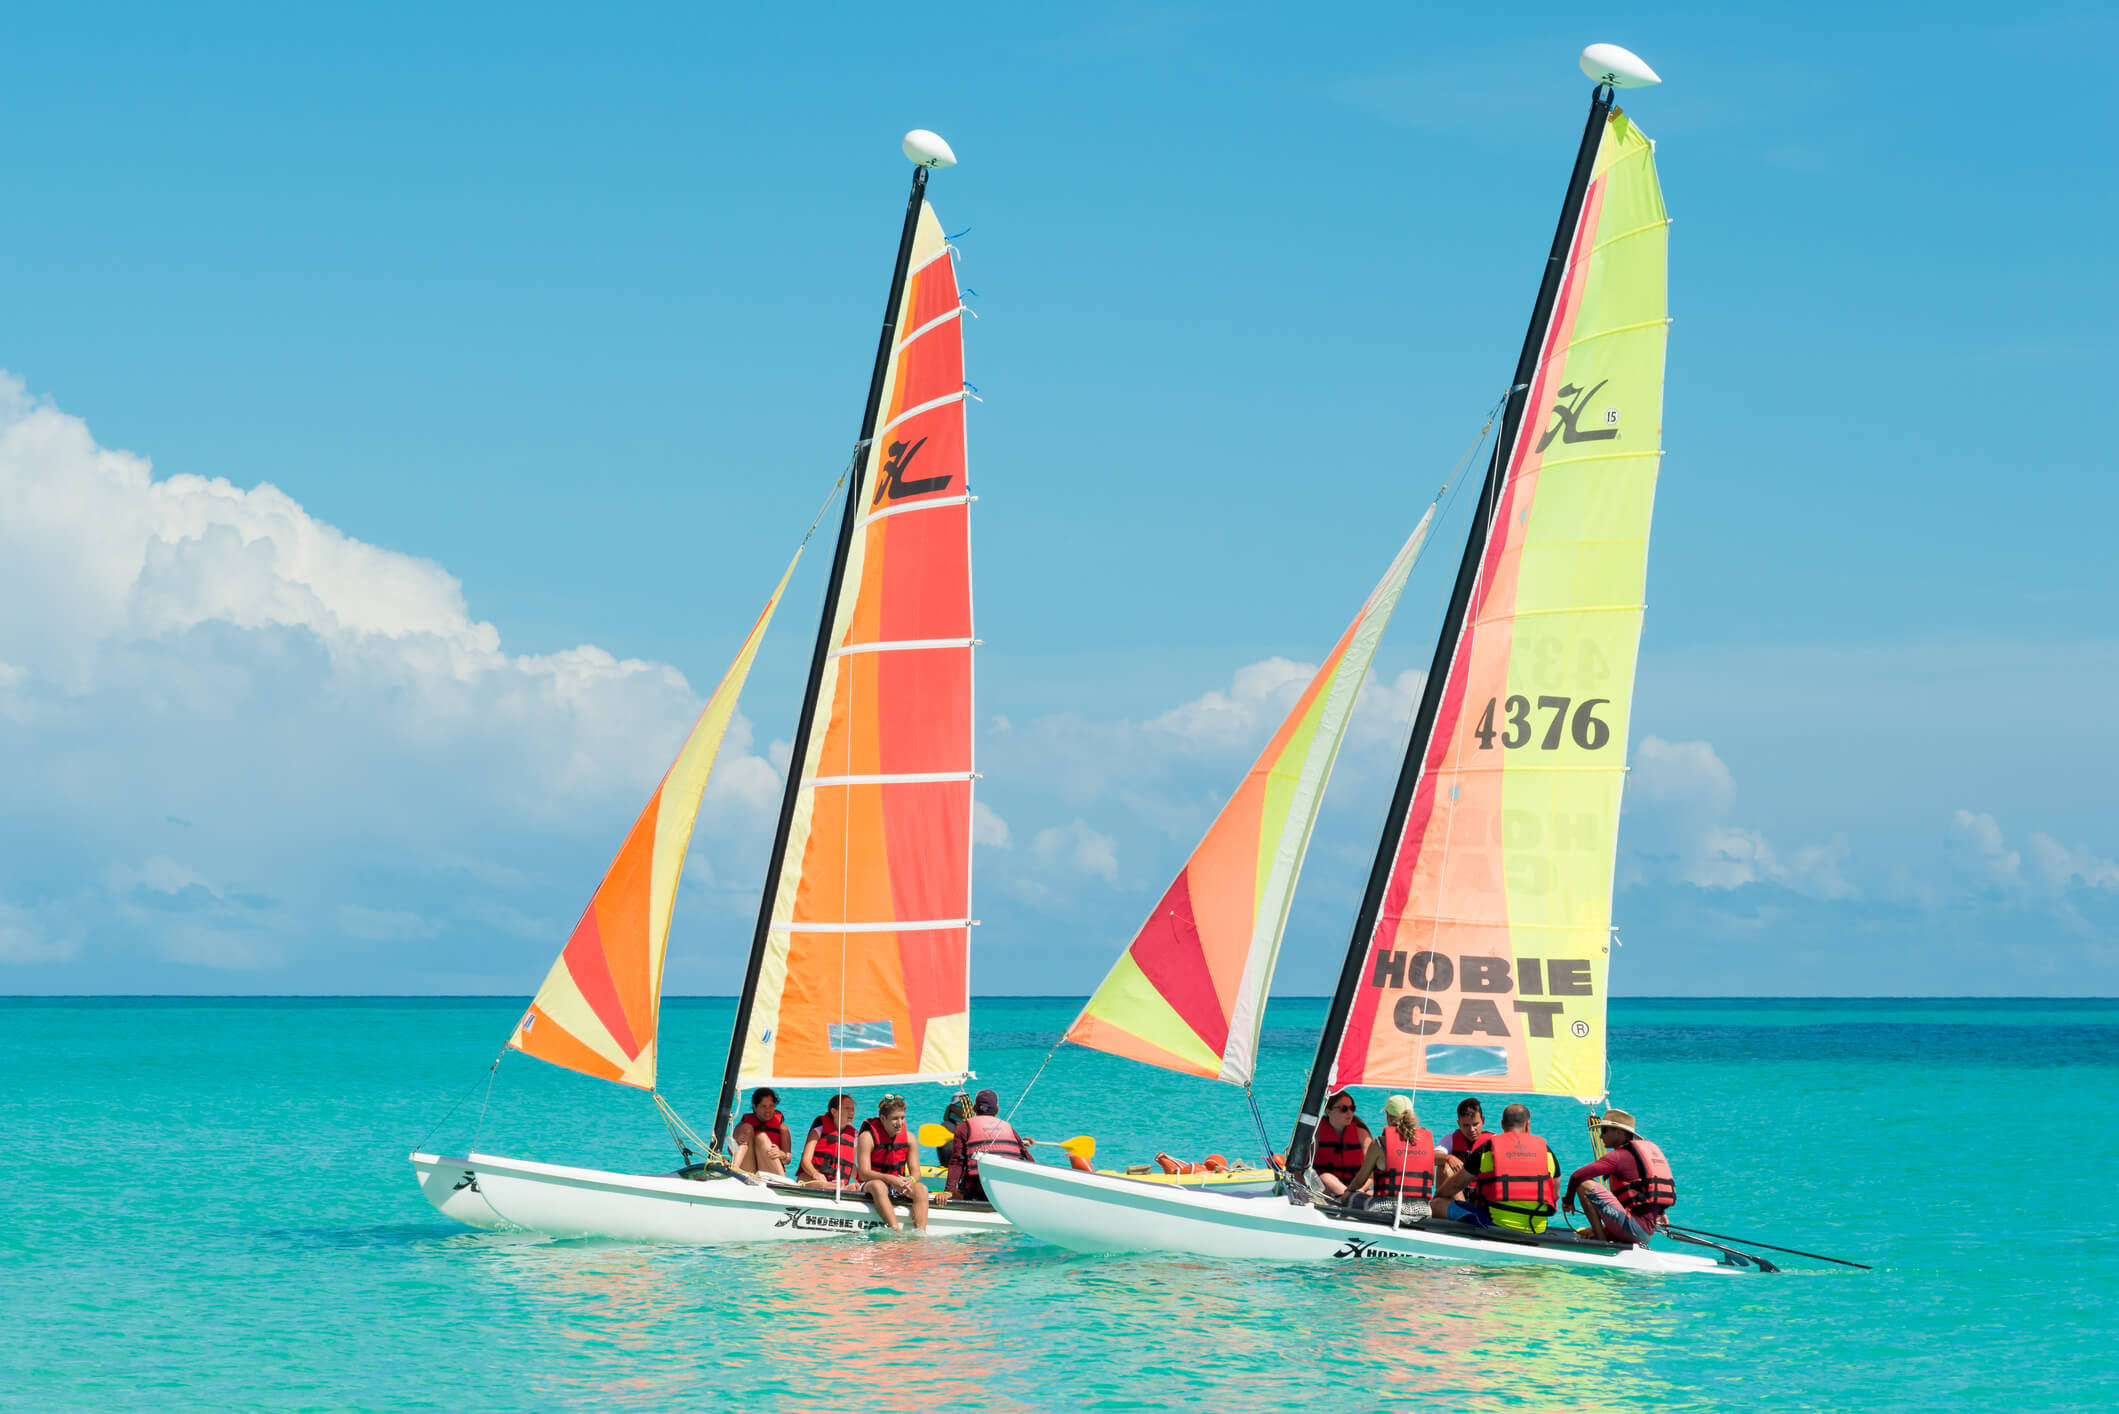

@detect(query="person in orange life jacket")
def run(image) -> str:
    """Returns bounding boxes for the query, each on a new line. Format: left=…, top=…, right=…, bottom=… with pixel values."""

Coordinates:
left=854, top=1094, right=938, bottom=1233
left=947, top=1088, right=1031, bottom=1202
left=730, top=1087, right=792, bottom=1177
left=1431, top=1102, right=1560, bottom=1233
left=799, top=1093, right=859, bottom=1188
left=1562, top=1108, right=1676, bottom=1247
left=1345, top=1094, right=1458, bottom=1217
left=1311, top=1090, right=1374, bottom=1198
left=1449, top=1097, right=1495, bottom=1162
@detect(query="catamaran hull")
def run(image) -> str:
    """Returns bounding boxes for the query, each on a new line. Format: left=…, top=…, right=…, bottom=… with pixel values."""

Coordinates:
left=976, top=1155, right=1740, bottom=1274
left=411, top=1150, right=1013, bottom=1244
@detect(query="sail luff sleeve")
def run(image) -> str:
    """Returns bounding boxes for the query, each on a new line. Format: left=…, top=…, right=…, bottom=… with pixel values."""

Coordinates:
left=736, top=202, right=975, bottom=1089
left=1327, top=108, right=1668, bottom=1102
left=510, top=552, right=802, bottom=1091
left=1062, top=509, right=1433, bottom=1087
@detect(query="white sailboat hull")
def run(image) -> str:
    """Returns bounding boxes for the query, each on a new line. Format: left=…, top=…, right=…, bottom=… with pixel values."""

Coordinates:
left=976, top=1155, right=1742, bottom=1274
left=411, top=1150, right=1013, bottom=1244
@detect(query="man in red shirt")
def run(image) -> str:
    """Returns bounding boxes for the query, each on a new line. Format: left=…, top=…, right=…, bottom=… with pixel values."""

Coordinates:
left=1563, top=1108, right=1677, bottom=1246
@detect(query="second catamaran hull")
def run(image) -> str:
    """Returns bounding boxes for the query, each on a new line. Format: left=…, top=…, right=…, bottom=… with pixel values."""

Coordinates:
left=976, top=1156, right=1739, bottom=1274
left=411, top=1150, right=1013, bottom=1244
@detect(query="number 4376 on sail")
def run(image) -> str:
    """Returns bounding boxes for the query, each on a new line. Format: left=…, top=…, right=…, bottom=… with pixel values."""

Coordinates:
left=1472, top=695, right=1611, bottom=751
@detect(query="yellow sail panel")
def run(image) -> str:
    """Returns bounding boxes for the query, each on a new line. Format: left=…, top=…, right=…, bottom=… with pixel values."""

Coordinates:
left=740, top=203, right=974, bottom=1087
left=1066, top=511, right=1432, bottom=1088
left=510, top=552, right=801, bottom=1089
left=1330, top=110, right=1668, bottom=1099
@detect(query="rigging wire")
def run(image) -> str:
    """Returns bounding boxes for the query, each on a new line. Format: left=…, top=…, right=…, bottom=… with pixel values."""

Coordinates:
left=414, top=1057, right=500, bottom=1155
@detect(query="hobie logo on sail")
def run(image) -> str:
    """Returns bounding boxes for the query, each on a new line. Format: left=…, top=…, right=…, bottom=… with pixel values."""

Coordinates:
left=1536, top=380, right=1619, bottom=452
left=873, top=435, right=952, bottom=503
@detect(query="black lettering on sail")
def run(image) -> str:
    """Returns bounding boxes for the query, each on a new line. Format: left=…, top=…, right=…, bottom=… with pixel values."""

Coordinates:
left=1513, top=1001, right=1565, bottom=1038
left=1459, top=956, right=1513, bottom=994
left=1392, top=996, right=1442, bottom=1036
left=1450, top=999, right=1510, bottom=1037
left=1549, top=959, right=1594, bottom=997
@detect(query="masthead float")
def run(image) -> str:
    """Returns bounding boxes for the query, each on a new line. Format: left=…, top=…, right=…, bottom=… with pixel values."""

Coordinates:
left=981, top=46, right=1758, bottom=1272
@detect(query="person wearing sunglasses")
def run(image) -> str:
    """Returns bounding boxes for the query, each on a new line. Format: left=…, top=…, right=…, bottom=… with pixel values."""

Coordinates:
left=1312, top=1090, right=1372, bottom=1198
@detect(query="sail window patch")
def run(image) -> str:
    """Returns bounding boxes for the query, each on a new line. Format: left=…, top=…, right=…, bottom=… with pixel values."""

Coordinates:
left=1422, top=1044, right=1509, bottom=1078
left=829, top=1020, right=897, bottom=1052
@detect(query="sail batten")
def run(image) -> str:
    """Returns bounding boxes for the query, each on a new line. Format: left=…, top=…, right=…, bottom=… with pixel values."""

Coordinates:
left=1322, top=107, right=1668, bottom=1102
left=1065, top=509, right=1436, bottom=1086
left=508, top=553, right=801, bottom=1090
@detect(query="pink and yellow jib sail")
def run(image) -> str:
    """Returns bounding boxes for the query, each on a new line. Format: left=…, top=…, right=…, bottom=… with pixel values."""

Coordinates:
left=1328, top=109, right=1668, bottom=1100
left=736, top=202, right=974, bottom=1087
left=510, top=556, right=801, bottom=1090
left=1065, top=511, right=1434, bottom=1087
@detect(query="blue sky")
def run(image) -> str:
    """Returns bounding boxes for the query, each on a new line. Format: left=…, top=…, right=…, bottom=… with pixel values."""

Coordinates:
left=2, top=2, right=2114, bottom=996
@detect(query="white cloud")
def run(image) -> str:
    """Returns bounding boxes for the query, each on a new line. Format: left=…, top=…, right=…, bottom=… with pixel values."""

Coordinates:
left=972, top=800, right=1012, bottom=849
left=1033, top=820, right=1119, bottom=883
left=1150, top=657, right=1313, bottom=749
left=1624, top=737, right=1853, bottom=899
left=0, top=903, right=77, bottom=964
left=0, top=371, right=782, bottom=979
left=1949, top=810, right=2022, bottom=888
left=1951, top=810, right=2119, bottom=897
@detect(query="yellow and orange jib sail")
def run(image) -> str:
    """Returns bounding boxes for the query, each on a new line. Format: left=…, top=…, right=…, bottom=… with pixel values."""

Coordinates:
left=510, top=555, right=801, bottom=1090
left=1329, top=110, right=1669, bottom=1101
left=1066, top=510, right=1433, bottom=1087
left=737, top=203, right=976, bottom=1088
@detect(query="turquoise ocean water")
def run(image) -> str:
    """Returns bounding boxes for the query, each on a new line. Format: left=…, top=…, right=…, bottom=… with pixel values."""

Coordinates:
left=4, top=996, right=2114, bottom=1411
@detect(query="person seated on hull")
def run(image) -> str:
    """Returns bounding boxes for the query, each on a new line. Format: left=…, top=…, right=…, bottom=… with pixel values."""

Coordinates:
left=729, top=1087, right=792, bottom=1177
left=947, top=1088, right=1031, bottom=1203
left=1432, top=1102, right=1560, bottom=1234
left=1562, top=1107, right=1677, bottom=1247
left=1346, top=1094, right=1457, bottom=1219
left=1449, top=1097, right=1494, bottom=1163
left=934, top=1093, right=969, bottom=1173
left=855, top=1094, right=936, bottom=1233
left=1311, top=1090, right=1373, bottom=1199
left=799, top=1093, right=859, bottom=1191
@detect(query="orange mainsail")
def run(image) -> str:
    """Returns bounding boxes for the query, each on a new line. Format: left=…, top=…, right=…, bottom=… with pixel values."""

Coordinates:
left=510, top=554, right=801, bottom=1089
left=737, top=202, right=974, bottom=1087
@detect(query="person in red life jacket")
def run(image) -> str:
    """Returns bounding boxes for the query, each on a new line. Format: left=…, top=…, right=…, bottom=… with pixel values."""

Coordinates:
left=854, top=1094, right=937, bottom=1233
left=947, top=1088, right=1032, bottom=1202
left=1562, top=1107, right=1677, bottom=1246
left=1432, top=1102, right=1560, bottom=1233
left=1449, top=1097, right=1494, bottom=1162
left=729, top=1087, right=793, bottom=1177
left=933, top=1093, right=969, bottom=1173
left=798, top=1093, right=858, bottom=1189
left=1346, top=1094, right=1458, bottom=1217
left=1311, top=1090, right=1374, bottom=1198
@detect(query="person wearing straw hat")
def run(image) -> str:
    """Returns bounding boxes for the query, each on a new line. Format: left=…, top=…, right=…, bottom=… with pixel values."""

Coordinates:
left=1345, top=1094, right=1457, bottom=1218
left=1563, top=1107, right=1678, bottom=1246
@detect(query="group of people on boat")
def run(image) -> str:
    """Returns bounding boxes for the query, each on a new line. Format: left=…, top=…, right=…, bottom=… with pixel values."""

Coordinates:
left=1308, top=1092, right=1677, bottom=1246
left=725, top=1085, right=1031, bottom=1233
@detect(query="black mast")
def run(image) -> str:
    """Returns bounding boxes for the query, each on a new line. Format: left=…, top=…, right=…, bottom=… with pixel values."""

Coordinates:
left=712, top=162, right=934, bottom=1149
left=1285, top=85, right=1615, bottom=1178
